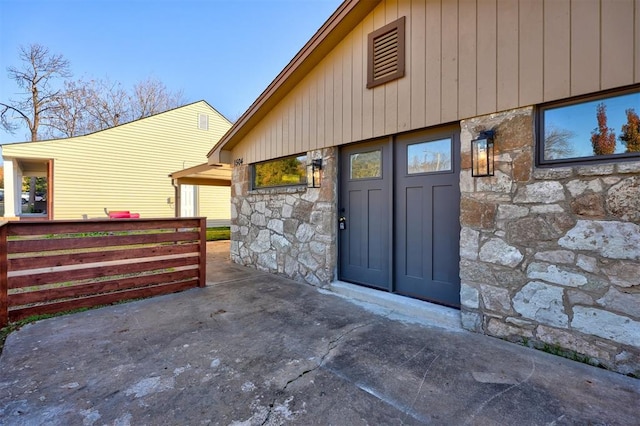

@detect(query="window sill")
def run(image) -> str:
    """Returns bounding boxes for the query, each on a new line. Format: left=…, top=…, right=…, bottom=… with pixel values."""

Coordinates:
left=248, top=185, right=307, bottom=195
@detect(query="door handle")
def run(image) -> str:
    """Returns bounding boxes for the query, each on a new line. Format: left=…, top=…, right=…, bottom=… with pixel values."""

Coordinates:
left=339, top=216, right=346, bottom=230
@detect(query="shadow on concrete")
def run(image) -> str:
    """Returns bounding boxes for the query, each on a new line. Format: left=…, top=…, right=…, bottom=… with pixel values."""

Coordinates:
left=0, top=241, right=638, bottom=424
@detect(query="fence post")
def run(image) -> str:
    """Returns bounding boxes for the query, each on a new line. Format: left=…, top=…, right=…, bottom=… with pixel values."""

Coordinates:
left=198, top=218, right=207, bottom=288
left=0, top=223, right=9, bottom=327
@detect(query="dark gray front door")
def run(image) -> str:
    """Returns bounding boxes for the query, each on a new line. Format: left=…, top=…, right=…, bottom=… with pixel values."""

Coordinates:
left=394, top=127, right=460, bottom=307
left=338, top=140, right=391, bottom=290
left=339, top=126, right=461, bottom=307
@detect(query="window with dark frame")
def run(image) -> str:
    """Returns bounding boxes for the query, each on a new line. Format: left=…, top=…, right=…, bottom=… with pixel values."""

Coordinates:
left=252, top=154, right=307, bottom=189
left=367, top=16, right=406, bottom=89
left=538, top=87, right=640, bottom=166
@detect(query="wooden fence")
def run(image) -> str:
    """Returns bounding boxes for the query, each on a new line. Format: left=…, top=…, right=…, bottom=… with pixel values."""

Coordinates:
left=0, top=218, right=207, bottom=327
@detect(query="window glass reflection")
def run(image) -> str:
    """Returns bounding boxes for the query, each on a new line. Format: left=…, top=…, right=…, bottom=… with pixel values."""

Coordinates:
left=407, top=138, right=452, bottom=174
left=350, top=150, right=382, bottom=179
left=543, top=91, right=640, bottom=162
left=253, top=155, right=307, bottom=188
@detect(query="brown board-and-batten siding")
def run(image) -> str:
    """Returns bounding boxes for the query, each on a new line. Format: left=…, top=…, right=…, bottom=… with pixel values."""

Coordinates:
left=227, top=0, right=640, bottom=166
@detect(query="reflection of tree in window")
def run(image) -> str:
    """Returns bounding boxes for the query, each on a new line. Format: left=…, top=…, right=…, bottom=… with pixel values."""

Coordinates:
left=620, top=108, right=640, bottom=153
left=254, top=156, right=306, bottom=188
left=590, top=103, right=616, bottom=156
left=351, top=151, right=381, bottom=179
left=408, top=151, right=451, bottom=173
left=544, top=125, right=575, bottom=160
left=22, top=176, right=47, bottom=195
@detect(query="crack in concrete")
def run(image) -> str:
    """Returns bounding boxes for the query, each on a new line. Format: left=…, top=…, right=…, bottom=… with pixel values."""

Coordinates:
left=463, top=356, right=537, bottom=425
left=320, top=366, right=432, bottom=424
left=261, top=321, right=374, bottom=425
left=403, top=354, right=440, bottom=424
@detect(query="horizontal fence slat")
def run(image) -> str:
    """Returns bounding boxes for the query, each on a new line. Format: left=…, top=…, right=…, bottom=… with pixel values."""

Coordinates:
left=9, top=269, right=199, bottom=306
left=8, top=280, right=199, bottom=323
left=8, top=243, right=200, bottom=272
left=2, top=218, right=206, bottom=327
left=0, top=224, right=7, bottom=327
left=6, top=218, right=203, bottom=237
left=9, top=256, right=200, bottom=289
left=8, top=232, right=200, bottom=254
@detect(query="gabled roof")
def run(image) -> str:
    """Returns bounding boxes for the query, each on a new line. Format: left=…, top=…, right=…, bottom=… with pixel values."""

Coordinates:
left=208, top=0, right=382, bottom=163
left=1, top=100, right=230, bottom=147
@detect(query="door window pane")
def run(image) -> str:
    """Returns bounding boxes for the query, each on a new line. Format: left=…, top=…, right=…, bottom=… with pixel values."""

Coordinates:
left=407, top=138, right=452, bottom=174
left=350, top=150, right=382, bottom=179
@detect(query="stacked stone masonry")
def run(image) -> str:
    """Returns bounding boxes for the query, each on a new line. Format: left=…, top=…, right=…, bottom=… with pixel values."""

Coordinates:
left=230, top=148, right=337, bottom=287
left=229, top=108, right=639, bottom=376
left=459, top=106, right=640, bottom=376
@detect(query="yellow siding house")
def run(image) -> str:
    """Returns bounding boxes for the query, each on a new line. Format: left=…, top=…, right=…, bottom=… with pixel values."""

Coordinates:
left=1, top=101, right=232, bottom=226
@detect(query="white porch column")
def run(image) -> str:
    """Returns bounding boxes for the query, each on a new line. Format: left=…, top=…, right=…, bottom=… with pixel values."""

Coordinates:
left=3, top=159, right=22, bottom=217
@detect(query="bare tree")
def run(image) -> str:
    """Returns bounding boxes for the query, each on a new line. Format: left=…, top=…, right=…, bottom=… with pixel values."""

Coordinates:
left=3, top=44, right=186, bottom=141
left=0, top=44, right=71, bottom=141
left=42, top=79, right=91, bottom=138
left=83, top=78, right=130, bottom=132
left=43, top=77, right=126, bottom=138
left=83, top=77, right=185, bottom=131
left=49, top=77, right=185, bottom=135
left=544, top=126, right=576, bottom=160
left=131, top=76, right=185, bottom=120
left=1, top=44, right=71, bottom=208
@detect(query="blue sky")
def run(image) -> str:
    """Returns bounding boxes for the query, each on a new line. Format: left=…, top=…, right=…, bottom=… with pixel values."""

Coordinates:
left=0, top=0, right=342, bottom=144
left=544, top=91, right=640, bottom=158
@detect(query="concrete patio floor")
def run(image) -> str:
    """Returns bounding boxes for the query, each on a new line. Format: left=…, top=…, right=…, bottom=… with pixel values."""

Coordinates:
left=0, top=241, right=638, bottom=425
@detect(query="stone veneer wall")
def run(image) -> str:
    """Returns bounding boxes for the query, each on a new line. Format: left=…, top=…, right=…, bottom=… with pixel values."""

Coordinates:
left=459, top=106, right=640, bottom=376
left=230, top=148, right=337, bottom=286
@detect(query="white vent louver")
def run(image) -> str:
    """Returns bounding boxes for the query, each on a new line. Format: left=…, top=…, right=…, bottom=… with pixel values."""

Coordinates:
left=198, top=113, right=209, bottom=130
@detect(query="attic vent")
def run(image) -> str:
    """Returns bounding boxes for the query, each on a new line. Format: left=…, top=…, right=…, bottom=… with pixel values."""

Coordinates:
left=367, top=16, right=406, bottom=89
left=198, top=113, right=209, bottom=130
left=373, top=28, right=399, bottom=78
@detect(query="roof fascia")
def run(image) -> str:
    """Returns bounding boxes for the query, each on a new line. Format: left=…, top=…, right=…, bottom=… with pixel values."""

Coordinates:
left=168, top=162, right=231, bottom=179
left=1, top=100, right=220, bottom=147
left=208, top=0, right=382, bottom=161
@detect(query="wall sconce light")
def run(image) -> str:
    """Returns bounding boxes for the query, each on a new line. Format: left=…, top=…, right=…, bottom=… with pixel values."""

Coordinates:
left=471, top=130, right=495, bottom=177
left=307, top=158, right=323, bottom=188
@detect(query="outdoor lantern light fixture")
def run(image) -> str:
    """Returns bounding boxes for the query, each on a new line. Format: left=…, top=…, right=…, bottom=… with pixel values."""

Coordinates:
left=471, top=130, right=495, bottom=177
left=307, top=158, right=323, bottom=188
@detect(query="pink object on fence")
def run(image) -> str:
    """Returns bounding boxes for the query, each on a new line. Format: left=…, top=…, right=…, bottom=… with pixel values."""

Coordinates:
left=108, top=211, right=140, bottom=219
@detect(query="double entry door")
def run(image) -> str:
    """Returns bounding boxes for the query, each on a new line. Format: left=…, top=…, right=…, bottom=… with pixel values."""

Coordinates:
left=338, top=126, right=461, bottom=307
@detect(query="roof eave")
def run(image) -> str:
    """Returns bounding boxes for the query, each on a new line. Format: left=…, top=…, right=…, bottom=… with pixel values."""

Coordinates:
left=207, top=0, right=382, bottom=163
